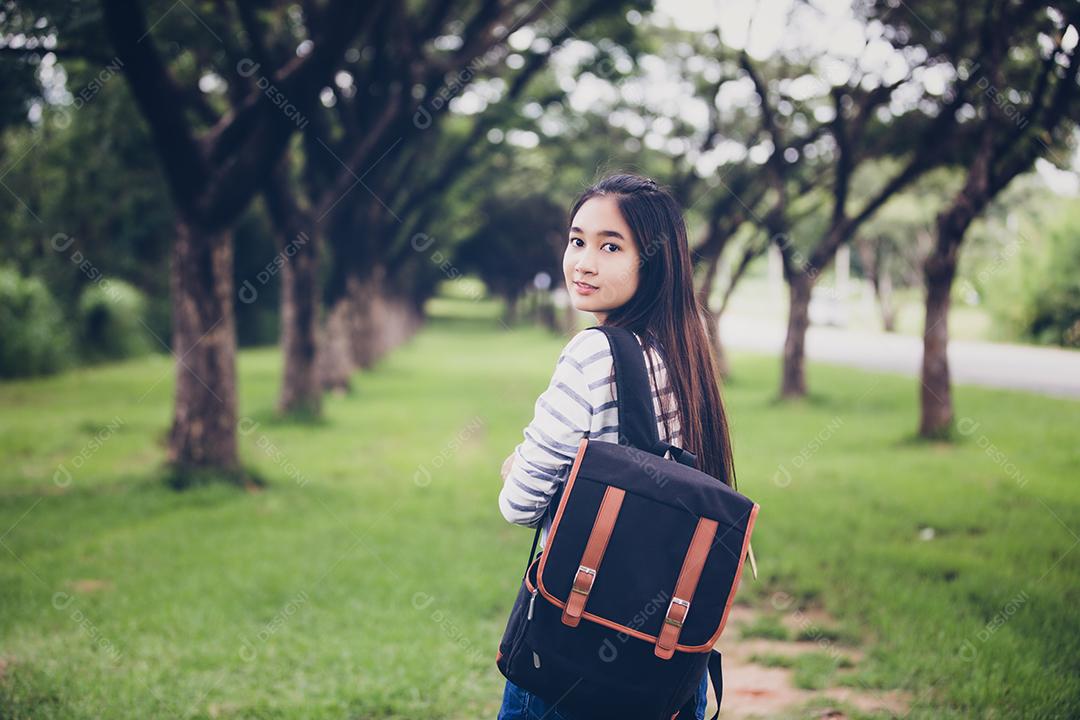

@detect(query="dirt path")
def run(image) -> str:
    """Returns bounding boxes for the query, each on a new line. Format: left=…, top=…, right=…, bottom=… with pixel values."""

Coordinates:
left=706, top=600, right=913, bottom=719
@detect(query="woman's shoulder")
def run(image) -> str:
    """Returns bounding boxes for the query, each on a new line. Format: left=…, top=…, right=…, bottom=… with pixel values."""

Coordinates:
left=559, top=327, right=612, bottom=366
left=560, top=327, right=661, bottom=365
left=548, top=329, right=614, bottom=392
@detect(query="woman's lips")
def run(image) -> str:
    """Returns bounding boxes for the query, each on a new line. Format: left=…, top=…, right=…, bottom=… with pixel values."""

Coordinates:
left=573, top=281, right=599, bottom=295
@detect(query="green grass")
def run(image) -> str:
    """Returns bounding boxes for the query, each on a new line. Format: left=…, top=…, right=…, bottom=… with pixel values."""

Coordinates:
left=748, top=652, right=798, bottom=669
left=779, top=696, right=900, bottom=720
left=793, top=623, right=861, bottom=646
left=1, top=299, right=1079, bottom=718
left=738, top=613, right=791, bottom=641
left=790, top=652, right=856, bottom=691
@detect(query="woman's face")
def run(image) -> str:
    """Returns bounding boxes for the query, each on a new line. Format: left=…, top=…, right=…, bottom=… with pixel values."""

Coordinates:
left=563, top=195, right=641, bottom=324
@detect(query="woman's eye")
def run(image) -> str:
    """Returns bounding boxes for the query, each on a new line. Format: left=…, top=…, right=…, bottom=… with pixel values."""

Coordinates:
left=603, top=242, right=620, bottom=253
left=569, top=237, right=584, bottom=247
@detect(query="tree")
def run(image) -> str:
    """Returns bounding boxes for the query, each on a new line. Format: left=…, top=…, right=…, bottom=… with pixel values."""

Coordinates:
left=96, top=0, right=372, bottom=477
left=271, top=0, right=635, bottom=399
left=743, top=46, right=979, bottom=397
left=456, top=192, right=566, bottom=324
left=917, top=1, right=1080, bottom=437
left=852, top=166, right=954, bottom=332
left=663, top=44, right=774, bottom=376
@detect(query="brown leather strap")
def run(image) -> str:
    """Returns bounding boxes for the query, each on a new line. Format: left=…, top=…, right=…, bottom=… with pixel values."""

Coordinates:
left=655, top=517, right=718, bottom=659
left=561, top=486, right=626, bottom=627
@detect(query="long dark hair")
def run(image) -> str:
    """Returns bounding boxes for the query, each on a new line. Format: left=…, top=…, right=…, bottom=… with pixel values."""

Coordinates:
left=567, top=173, right=737, bottom=491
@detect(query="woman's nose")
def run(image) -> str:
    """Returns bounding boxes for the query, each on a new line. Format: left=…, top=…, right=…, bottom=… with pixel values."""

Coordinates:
left=576, top=249, right=598, bottom=274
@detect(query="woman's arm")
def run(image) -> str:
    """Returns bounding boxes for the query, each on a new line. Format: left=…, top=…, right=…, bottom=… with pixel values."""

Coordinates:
left=497, top=331, right=598, bottom=528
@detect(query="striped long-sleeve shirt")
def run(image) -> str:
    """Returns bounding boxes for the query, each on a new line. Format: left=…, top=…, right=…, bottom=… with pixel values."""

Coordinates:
left=498, top=328, right=681, bottom=549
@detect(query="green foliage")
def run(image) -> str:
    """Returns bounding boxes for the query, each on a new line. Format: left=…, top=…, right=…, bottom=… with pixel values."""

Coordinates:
left=1020, top=205, right=1080, bottom=347
left=854, top=166, right=961, bottom=286
left=75, top=280, right=154, bottom=362
left=233, top=208, right=282, bottom=348
left=980, top=197, right=1080, bottom=347
left=0, top=265, right=74, bottom=378
left=454, top=192, right=566, bottom=309
left=0, top=71, right=177, bottom=353
left=0, top=95, right=173, bottom=300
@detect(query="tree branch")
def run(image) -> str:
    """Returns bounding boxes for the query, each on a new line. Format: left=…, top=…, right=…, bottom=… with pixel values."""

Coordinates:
left=200, top=0, right=379, bottom=227
left=100, top=0, right=207, bottom=217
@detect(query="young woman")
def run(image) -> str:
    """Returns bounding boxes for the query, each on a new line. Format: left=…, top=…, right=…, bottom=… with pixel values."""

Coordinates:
left=496, top=173, right=738, bottom=720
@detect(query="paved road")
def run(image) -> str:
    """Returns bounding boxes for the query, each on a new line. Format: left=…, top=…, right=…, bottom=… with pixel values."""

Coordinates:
left=720, top=314, right=1080, bottom=399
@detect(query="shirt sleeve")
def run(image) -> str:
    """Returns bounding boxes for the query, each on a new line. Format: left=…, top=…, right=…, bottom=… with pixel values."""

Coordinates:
left=498, top=332, right=596, bottom=528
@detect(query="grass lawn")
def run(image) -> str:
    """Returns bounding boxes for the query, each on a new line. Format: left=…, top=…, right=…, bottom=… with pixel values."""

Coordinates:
left=1, top=298, right=1078, bottom=718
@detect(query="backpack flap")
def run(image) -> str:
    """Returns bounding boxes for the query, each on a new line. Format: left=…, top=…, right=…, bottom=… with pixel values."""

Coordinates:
left=535, top=437, right=759, bottom=656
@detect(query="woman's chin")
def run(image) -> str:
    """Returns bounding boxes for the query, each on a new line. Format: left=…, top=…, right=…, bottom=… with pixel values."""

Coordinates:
left=574, top=303, right=611, bottom=322
left=571, top=299, right=595, bottom=313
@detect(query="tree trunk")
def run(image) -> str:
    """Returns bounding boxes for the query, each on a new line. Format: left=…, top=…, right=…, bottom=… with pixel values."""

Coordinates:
left=695, top=246, right=730, bottom=378
left=561, top=296, right=578, bottom=334
left=920, top=205, right=963, bottom=440
left=917, top=115, right=991, bottom=437
left=877, top=271, right=897, bottom=332
left=278, top=228, right=322, bottom=416
left=377, top=292, right=424, bottom=351
left=351, top=277, right=423, bottom=365
left=316, top=265, right=423, bottom=390
left=855, top=235, right=897, bottom=333
left=318, top=207, right=362, bottom=391
left=317, top=295, right=354, bottom=393
left=167, top=219, right=239, bottom=476
left=536, top=290, right=558, bottom=332
left=347, top=268, right=384, bottom=370
left=263, top=154, right=323, bottom=417
left=780, top=271, right=813, bottom=398
left=701, top=304, right=730, bottom=379
left=920, top=259, right=954, bottom=440
left=503, top=293, right=519, bottom=326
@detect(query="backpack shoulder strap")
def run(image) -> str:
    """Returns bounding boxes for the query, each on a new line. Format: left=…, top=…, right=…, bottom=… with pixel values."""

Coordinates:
left=521, top=325, right=661, bottom=575
left=675, top=650, right=724, bottom=719
left=591, top=325, right=660, bottom=452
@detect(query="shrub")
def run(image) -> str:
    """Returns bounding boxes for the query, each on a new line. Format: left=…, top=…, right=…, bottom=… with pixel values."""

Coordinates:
left=1019, top=207, right=1080, bottom=347
left=0, top=265, right=74, bottom=378
left=76, top=279, right=155, bottom=361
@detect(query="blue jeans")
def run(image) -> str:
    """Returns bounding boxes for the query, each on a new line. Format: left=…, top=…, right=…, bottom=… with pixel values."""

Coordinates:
left=497, top=673, right=708, bottom=719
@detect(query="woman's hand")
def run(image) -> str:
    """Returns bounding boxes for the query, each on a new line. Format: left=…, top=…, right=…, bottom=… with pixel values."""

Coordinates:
left=500, top=452, right=515, bottom=482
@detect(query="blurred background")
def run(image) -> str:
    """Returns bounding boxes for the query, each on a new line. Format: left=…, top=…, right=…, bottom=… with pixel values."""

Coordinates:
left=0, top=0, right=1078, bottom=717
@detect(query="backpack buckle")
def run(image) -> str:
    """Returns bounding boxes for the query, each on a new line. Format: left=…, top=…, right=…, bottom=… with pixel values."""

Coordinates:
left=571, top=565, right=596, bottom=595
left=663, top=597, right=690, bottom=628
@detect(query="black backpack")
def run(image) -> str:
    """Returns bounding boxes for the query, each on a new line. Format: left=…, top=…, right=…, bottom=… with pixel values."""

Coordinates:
left=496, top=325, right=760, bottom=720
